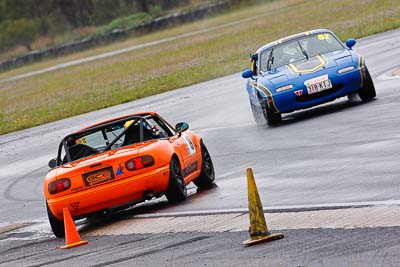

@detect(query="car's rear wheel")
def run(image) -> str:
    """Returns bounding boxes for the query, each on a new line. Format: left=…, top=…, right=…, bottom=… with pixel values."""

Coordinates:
left=358, top=68, right=376, bottom=102
left=46, top=201, right=65, bottom=237
left=193, top=140, right=215, bottom=189
left=165, top=157, right=187, bottom=202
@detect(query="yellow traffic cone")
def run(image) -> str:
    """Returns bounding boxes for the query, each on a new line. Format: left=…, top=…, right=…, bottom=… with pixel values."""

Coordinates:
left=60, top=207, right=89, bottom=249
left=243, top=168, right=284, bottom=246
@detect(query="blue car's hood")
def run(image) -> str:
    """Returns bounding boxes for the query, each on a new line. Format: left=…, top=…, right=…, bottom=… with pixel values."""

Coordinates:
left=264, top=49, right=353, bottom=86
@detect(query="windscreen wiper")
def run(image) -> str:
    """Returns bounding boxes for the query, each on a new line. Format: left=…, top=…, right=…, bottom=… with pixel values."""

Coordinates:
left=297, top=41, right=309, bottom=60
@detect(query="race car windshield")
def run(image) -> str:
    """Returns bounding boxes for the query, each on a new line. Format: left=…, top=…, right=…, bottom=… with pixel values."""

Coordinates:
left=260, top=33, right=344, bottom=72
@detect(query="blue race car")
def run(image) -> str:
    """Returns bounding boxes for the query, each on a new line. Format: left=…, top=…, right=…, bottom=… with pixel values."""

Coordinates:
left=242, top=29, right=376, bottom=125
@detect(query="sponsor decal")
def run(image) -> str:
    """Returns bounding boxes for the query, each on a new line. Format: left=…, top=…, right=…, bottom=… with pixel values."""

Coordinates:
left=183, top=134, right=196, bottom=156
left=294, top=90, right=303, bottom=96
left=70, top=202, right=79, bottom=209
left=116, top=168, right=124, bottom=176
left=182, top=161, right=198, bottom=177
left=116, top=164, right=124, bottom=176
left=304, top=74, right=329, bottom=86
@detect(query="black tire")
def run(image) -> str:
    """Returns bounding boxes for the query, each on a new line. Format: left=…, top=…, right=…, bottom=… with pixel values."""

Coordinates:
left=46, top=201, right=65, bottom=237
left=358, top=68, right=376, bottom=102
left=259, top=96, right=281, bottom=125
left=193, top=141, right=215, bottom=189
left=264, top=107, right=282, bottom=125
left=165, top=157, right=187, bottom=202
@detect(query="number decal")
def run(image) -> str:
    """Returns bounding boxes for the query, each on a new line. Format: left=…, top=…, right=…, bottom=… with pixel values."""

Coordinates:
left=76, top=137, right=87, bottom=144
left=182, top=134, right=196, bottom=156
left=317, top=34, right=330, bottom=40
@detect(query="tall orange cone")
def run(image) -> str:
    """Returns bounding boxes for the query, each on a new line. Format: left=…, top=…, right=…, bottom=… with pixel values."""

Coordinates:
left=60, top=207, right=88, bottom=249
left=243, top=168, right=284, bottom=246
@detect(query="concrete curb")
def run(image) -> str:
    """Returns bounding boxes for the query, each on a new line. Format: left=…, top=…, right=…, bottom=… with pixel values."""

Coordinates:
left=85, top=205, right=400, bottom=236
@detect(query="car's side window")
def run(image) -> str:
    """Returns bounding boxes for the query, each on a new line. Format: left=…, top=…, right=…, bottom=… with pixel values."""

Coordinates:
left=150, top=117, right=175, bottom=138
left=146, top=118, right=171, bottom=138
left=260, top=49, right=270, bottom=72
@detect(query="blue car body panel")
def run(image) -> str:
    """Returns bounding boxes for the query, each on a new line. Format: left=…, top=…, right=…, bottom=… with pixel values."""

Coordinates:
left=245, top=29, right=368, bottom=114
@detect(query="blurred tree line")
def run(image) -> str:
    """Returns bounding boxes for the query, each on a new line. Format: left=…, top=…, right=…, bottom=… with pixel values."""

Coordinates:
left=0, top=0, right=196, bottom=53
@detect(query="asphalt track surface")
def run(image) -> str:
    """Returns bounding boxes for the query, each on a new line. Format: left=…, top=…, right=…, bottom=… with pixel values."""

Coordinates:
left=1, top=29, right=400, bottom=266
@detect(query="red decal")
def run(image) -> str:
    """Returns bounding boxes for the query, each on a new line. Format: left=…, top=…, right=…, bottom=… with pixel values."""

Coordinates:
left=70, top=202, right=79, bottom=209
left=294, top=90, right=303, bottom=96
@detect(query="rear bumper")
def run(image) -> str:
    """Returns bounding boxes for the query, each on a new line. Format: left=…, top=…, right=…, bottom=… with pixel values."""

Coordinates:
left=47, top=165, right=170, bottom=220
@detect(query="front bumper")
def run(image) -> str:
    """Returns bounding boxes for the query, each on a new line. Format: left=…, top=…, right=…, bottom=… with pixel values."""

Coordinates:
left=273, top=69, right=363, bottom=113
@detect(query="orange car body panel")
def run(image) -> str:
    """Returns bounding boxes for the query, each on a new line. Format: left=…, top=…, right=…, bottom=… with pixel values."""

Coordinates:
left=44, top=112, right=203, bottom=220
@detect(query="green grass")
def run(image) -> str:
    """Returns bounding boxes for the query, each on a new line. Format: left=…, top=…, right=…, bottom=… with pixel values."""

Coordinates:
left=0, top=0, right=399, bottom=135
left=91, top=12, right=153, bottom=37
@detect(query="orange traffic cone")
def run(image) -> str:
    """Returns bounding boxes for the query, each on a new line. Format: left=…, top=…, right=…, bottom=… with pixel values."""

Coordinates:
left=243, top=168, right=284, bottom=246
left=60, top=207, right=89, bottom=249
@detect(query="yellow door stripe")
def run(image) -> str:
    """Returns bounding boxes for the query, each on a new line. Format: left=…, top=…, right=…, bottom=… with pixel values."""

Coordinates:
left=358, top=55, right=365, bottom=88
left=250, top=81, right=280, bottom=113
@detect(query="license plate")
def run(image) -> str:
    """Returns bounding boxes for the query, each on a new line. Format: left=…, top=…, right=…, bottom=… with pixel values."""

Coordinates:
left=83, top=166, right=114, bottom=187
left=305, top=75, right=333, bottom=95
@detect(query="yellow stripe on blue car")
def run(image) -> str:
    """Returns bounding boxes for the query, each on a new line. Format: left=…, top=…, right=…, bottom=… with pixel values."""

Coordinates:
left=288, top=55, right=328, bottom=74
left=250, top=81, right=280, bottom=113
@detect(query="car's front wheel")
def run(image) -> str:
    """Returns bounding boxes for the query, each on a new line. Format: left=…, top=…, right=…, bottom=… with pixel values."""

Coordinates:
left=165, top=157, right=187, bottom=202
left=358, top=68, right=376, bottom=102
left=46, top=201, right=65, bottom=237
left=250, top=99, right=266, bottom=126
left=259, top=96, right=281, bottom=125
left=193, top=140, right=215, bottom=189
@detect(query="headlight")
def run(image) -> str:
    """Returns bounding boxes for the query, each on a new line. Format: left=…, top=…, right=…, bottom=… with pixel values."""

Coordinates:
left=276, top=84, right=293, bottom=92
left=338, top=66, right=355, bottom=74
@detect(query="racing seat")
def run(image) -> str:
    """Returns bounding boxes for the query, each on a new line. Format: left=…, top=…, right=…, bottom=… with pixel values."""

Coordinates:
left=68, top=144, right=97, bottom=162
left=122, top=125, right=152, bottom=146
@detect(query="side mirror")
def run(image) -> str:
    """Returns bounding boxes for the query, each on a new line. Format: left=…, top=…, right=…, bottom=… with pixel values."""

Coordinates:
left=175, top=122, right=189, bottom=136
left=242, top=69, right=254, bottom=79
left=345, top=38, right=356, bottom=49
left=48, top=158, right=57, bottom=168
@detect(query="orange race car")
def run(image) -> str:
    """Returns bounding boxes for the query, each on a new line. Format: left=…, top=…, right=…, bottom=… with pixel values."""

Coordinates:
left=44, top=112, right=215, bottom=237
